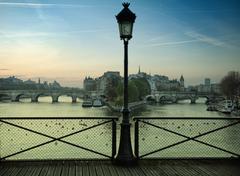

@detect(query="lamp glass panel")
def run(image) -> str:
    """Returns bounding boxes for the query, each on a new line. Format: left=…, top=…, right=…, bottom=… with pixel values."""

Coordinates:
left=118, top=21, right=133, bottom=37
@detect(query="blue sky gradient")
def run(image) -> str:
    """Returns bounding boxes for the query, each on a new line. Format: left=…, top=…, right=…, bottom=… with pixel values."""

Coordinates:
left=0, top=0, right=240, bottom=87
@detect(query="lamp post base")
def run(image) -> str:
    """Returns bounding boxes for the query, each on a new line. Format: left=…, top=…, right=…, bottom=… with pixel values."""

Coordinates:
left=115, top=123, right=137, bottom=166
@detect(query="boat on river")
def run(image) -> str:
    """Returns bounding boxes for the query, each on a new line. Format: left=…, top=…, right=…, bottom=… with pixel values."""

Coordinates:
left=92, top=99, right=103, bottom=107
left=82, top=100, right=93, bottom=107
left=216, top=100, right=234, bottom=114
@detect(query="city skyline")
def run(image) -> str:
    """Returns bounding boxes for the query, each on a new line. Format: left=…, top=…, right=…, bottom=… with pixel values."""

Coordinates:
left=1, top=0, right=240, bottom=87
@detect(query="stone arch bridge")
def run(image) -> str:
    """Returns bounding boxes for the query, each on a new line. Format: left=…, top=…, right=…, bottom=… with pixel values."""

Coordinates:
left=0, top=90, right=85, bottom=103
left=145, top=91, right=224, bottom=104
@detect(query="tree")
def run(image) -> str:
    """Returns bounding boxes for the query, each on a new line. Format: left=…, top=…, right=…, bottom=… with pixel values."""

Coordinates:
left=105, top=77, right=121, bottom=101
left=114, top=80, right=140, bottom=105
left=131, top=78, right=151, bottom=99
left=220, top=71, right=240, bottom=101
left=128, top=81, right=139, bottom=102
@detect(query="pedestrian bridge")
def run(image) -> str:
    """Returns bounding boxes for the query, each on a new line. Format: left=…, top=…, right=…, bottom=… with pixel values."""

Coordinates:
left=0, top=89, right=85, bottom=103
left=145, top=91, right=224, bottom=104
left=0, top=116, right=239, bottom=175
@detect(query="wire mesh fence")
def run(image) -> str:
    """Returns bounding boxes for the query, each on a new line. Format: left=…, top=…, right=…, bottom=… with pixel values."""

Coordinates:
left=134, top=117, right=240, bottom=159
left=0, top=117, right=118, bottom=160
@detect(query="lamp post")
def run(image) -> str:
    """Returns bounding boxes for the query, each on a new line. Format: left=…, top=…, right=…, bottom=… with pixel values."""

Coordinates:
left=115, top=2, right=136, bottom=165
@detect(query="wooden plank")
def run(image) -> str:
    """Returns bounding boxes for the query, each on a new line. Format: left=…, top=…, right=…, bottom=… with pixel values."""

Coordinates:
left=4, top=167, right=19, bottom=176
left=106, top=163, right=119, bottom=176
left=0, top=167, right=12, bottom=176
left=120, top=167, right=134, bottom=176
left=61, top=162, right=69, bottom=176
left=76, top=162, right=81, bottom=176
left=193, top=162, right=218, bottom=176
left=100, top=161, right=112, bottom=176
left=127, top=167, right=142, bottom=176
left=39, top=164, right=50, bottom=176
left=148, top=167, right=162, bottom=176
left=200, top=161, right=238, bottom=176
left=45, top=164, right=56, bottom=176
left=75, top=161, right=83, bottom=176
left=53, top=163, right=62, bottom=176
left=172, top=160, right=199, bottom=176
left=184, top=160, right=216, bottom=176
left=30, top=165, right=43, bottom=176
left=0, top=159, right=240, bottom=176
left=94, top=161, right=105, bottom=176
left=89, top=161, right=99, bottom=176
left=139, top=166, right=159, bottom=176
left=23, top=166, right=36, bottom=176
left=68, top=162, right=76, bottom=176
left=17, top=167, right=30, bottom=176
left=82, top=162, right=89, bottom=176
left=155, top=164, right=177, bottom=176
left=26, top=166, right=40, bottom=176
left=131, top=167, right=146, bottom=176
left=114, top=165, right=128, bottom=176
left=165, top=161, right=192, bottom=176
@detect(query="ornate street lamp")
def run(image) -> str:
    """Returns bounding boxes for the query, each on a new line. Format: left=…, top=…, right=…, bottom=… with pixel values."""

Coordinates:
left=115, top=2, right=136, bottom=165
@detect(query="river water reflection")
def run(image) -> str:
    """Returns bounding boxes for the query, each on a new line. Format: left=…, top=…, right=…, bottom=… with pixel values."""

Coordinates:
left=0, top=97, right=228, bottom=117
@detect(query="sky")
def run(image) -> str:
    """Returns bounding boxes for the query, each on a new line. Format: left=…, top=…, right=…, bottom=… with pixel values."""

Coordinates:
left=0, top=0, right=240, bottom=87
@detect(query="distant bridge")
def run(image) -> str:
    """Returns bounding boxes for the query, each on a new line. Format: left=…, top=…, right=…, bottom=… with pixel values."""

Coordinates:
left=0, top=89, right=85, bottom=103
left=145, top=91, right=224, bottom=104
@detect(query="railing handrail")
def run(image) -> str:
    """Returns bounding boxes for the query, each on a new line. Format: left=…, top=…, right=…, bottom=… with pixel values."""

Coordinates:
left=134, top=116, right=240, bottom=159
left=0, top=116, right=118, bottom=160
left=133, top=116, right=240, bottom=120
left=0, top=116, right=119, bottom=120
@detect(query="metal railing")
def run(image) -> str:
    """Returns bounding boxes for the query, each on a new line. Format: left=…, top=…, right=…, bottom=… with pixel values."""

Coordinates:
left=0, top=117, right=118, bottom=161
left=134, top=117, right=240, bottom=159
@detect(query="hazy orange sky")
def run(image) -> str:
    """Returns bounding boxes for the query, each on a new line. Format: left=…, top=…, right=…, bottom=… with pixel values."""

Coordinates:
left=1, top=0, right=240, bottom=87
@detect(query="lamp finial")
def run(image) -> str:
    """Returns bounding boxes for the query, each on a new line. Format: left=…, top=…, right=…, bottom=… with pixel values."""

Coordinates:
left=122, top=2, right=130, bottom=8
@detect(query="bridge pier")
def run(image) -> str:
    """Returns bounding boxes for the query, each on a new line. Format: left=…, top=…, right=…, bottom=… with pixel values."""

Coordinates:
left=31, top=98, right=38, bottom=103
left=190, top=98, right=196, bottom=104
left=11, top=98, right=19, bottom=102
left=31, top=95, right=38, bottom=102
left=172, top=97, right=177, bottom=104
left=72, top=96, right=77, bottom=103
left=52, top=95, right=59, bottom=103
left=11, top=95, right=20, bottom=102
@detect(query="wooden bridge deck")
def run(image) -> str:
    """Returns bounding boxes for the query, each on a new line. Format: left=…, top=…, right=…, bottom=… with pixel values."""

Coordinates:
left=0, top=159, right=239, bottom=176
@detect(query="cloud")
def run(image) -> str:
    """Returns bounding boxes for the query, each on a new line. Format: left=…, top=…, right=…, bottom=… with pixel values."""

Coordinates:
left=0, top=31, right=49, bottom=38
left=142, top=39, right=198, bottom=47
left=0, top=2, right=92, bottom=8
left=148, top=33, right=176, bottom=42
left=0, top=29, right=108, bottom=38
left=185, top=31, right=226, bottom=47
left=0, top=74, right=25, bottom=78
left=0, top=68, right=9, bottom=71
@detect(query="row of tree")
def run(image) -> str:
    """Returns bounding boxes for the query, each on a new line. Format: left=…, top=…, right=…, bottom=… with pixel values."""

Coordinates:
left=106, top=77, right=151, bottom=106
left=105, top=71, right=240, bottom=107
left=220, top=71, right=240, bottom=104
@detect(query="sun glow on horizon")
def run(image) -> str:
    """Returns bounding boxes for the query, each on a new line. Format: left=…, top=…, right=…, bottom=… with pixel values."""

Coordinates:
left=1, top=0, right=240, bottom=87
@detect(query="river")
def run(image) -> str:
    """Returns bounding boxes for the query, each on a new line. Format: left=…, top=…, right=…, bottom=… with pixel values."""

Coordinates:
left=0, top=96, right=239, bottom=160
left=0, top=96, right=228, bottom=117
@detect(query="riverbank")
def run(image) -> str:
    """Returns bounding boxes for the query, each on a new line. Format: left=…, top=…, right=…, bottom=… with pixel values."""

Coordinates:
left=105, top=101, right=146, bottom=112
left=0, top=97, right=229, bottom=118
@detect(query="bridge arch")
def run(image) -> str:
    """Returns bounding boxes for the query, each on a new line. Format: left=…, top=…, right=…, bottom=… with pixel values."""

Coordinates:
left=158, top=95, right=173, bottom=103
left=14, top=93, right=32, bottom=102
left=58, top=95, right=76, bottom=103
left=174, top=95, right=197, bottom=104
left=33, top=93, right=52, bottom=103
left=0, top=94, right=11, bottom=101
left=146, top=95, right=156, bottom=102
left=196, top=96, right=209, bottom=104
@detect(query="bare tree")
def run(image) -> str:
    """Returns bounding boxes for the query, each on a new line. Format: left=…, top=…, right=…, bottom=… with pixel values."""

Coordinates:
left=220, top=71, right=240, bottom=102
